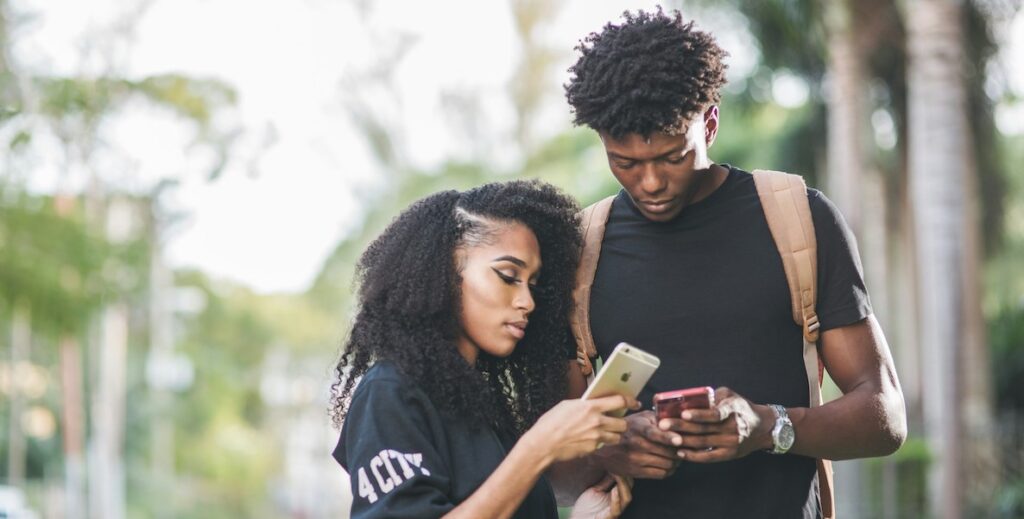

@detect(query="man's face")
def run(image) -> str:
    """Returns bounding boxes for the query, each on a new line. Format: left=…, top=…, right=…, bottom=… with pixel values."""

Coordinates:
left=599, top=107, right=719, bottom=222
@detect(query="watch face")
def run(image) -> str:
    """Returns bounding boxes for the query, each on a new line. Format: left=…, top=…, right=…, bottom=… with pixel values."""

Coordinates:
left=779, top=424, right=795, bottom=450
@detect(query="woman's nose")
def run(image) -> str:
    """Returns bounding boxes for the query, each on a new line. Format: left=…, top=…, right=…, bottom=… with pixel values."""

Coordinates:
left=514, top=285, right=535, bottom=314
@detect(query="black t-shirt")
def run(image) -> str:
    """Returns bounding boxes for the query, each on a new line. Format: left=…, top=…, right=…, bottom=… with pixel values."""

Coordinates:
left=590, top=166, right=871, bottom=518
left=333, top=361, right=558, bottom=519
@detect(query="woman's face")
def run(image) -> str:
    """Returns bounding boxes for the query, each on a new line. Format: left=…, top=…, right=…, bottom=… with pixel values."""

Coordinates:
left=455, top=221, right=541, bottom=364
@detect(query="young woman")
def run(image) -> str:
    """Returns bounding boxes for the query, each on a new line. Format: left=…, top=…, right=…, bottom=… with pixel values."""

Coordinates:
left=330, top=180, right=635, bottom=519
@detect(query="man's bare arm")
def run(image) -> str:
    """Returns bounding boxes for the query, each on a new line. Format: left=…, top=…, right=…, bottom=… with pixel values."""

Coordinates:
left=785, top=314, right=907, bottom=459
left=670, top=315, right=907, bottom=463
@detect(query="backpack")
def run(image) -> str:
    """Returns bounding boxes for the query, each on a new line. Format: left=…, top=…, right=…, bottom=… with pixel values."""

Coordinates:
left=569, top=169, right=836, bottom=518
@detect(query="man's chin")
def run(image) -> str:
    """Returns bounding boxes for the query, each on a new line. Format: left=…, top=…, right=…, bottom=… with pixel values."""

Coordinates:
left=639, top=207, right=682, bottom=222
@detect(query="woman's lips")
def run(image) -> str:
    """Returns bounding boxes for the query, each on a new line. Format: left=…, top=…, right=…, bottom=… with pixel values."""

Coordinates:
left=505, top=322, right=527, bottom=339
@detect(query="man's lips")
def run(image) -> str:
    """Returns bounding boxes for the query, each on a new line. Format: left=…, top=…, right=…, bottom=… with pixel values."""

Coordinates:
left=640, top=199, right=675, bottom=213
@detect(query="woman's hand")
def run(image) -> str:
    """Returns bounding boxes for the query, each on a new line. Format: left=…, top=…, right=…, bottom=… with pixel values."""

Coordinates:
left=523, top=395, right=637, bottom=464
left=568, top=473, right=633, bottom=519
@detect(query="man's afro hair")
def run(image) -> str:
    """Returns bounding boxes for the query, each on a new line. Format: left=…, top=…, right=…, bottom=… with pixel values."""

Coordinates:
left=565, top=8, right=729, bottom=138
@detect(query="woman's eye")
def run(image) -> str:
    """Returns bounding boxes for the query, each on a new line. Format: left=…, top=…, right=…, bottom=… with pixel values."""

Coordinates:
left=494, top=269, right=519, bottom=284
left=615, top=161, right=636, bottom=170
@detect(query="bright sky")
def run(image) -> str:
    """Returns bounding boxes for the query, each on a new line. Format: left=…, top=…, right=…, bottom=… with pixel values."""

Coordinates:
left=11, top=0, right=1023, bottom=293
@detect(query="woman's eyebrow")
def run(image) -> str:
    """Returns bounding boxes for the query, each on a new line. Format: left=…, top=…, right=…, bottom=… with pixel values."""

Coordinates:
left=492, top=255, right=526, bottom=267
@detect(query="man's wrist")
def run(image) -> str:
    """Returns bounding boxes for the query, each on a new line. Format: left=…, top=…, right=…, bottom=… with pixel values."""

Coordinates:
left=754, top=404, right=777, bottom=451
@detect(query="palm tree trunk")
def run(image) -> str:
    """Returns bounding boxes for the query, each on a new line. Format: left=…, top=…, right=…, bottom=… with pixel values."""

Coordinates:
left=60, top=335, right=87, bottom=519
left=824, top=3, right=869, bottom=515
left=7, top=303, right=30, bottom=487
left=825, top=0, right=864, bottom=235
left=906, top=1, right=975, bottom=516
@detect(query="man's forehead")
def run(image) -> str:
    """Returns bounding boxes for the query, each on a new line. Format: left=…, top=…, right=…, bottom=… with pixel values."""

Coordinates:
left=600, top=129, right=695, bottom=153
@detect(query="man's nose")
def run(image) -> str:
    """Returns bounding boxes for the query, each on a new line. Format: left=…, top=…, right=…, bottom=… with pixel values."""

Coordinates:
left=639, top=164, right=666, bottom=194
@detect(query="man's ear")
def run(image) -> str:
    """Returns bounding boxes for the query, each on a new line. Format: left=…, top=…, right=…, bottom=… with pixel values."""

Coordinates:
left=704, top=105, right=720, bottom=147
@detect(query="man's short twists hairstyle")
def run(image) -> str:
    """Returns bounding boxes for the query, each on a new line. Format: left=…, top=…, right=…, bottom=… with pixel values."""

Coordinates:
left=565, top=8, right=729, bottom=138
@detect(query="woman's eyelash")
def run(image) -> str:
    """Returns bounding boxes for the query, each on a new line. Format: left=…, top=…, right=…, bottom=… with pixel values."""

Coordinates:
left=492, top=268, right=540, bottom=291
left=493, top=269, right=518, bottom=284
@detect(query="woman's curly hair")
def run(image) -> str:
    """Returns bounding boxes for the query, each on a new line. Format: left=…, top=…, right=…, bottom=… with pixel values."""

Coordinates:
left=565, top=7, right=729, bottom=139
left=330, top=180, right=582, bottom=436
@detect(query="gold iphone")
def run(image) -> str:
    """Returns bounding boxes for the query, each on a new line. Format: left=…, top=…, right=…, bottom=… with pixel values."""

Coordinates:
left=581, top=342, right=661, bottom=417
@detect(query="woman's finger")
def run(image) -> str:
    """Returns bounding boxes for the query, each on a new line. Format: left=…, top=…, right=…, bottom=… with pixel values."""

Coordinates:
left=593, top=472, right=616, bottom=492
left=598, top=431, right=623, bottom=446
left=589, top=394, right=632, bottom=414
left=613, top=473, right=633, bottom=505
left=609, top=486, right=622, bottom=517
left=599, top=415, right=628, bottom=432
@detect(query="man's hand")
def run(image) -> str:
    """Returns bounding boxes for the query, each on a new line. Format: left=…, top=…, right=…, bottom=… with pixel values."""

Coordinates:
left=657, top=387, right=775, bottom=463
left=594, top=410, right=682, bottom=478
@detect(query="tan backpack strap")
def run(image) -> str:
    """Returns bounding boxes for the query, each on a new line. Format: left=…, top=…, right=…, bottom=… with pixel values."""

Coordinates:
left=570, top=196, right=615, bottom=377
left=754, top=170, right=834, bottom=518
left=818, top=458, right=835, bottom=518
left=752, top=170, right=820, bottom=343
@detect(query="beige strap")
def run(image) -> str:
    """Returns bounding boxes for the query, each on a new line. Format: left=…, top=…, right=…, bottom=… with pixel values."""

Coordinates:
left=755, top=170, right=833, bottom=518
left=806, top=338, right=836, bottom=518
left=819, top=458, right=835, bottom=518
left=752, top=170, right=820, bottom=343
left=570, top=196, right=615, bottom=377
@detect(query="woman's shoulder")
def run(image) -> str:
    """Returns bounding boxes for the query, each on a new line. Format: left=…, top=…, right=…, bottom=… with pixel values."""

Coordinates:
left=351, top=361, right=429, bottom=406
left=359, top=360, right=405, bottom=384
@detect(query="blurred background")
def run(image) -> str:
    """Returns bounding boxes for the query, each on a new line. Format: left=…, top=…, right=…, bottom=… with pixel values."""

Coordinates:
left=0, top=0, right=1021, bottom=517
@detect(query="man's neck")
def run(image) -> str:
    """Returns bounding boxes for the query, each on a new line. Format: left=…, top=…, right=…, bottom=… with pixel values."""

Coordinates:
left=679, top=163, right=729, bottom=209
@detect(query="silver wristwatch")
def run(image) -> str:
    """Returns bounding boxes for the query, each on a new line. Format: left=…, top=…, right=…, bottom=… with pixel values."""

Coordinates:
left=768, top=404, right=795, bottom=454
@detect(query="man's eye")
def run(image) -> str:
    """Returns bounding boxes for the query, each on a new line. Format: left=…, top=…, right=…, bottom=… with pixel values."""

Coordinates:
left=615, top=162, right=636, bottom=170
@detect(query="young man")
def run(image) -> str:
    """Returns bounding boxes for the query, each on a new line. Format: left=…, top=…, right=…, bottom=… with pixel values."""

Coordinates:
left=559, top=9, right=907, bottom=518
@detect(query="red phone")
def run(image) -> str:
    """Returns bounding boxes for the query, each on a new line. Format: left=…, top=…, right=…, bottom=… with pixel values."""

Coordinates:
left=653, top=386, right=715, bottom=420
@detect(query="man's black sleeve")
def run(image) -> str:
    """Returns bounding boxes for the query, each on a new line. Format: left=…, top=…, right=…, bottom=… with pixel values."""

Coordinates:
left=809, top=189, right=873, bottom=331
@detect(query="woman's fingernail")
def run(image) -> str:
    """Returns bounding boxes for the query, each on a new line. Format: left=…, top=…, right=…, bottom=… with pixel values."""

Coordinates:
left=672, top=436, right=682, bottom=446
left=677, top=450, right=686, bottom=459
left=659, top=420, right=670, bottom=430
left=681, top=411, right=692, bottom=420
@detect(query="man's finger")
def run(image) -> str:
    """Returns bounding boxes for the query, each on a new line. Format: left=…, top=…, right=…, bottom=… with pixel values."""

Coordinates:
left=679, top=408, right=729, bottom=424
left=678, top=447, right=731, bottom=463
left=629, top=433, right=681, bottom=458
left=677, top=432, right=733, bottom=450
left=636, top=466, right=673, bottom=479
left=665, top=418, right=720, bottom=434
left=630, top=452, right=677, bottom=470
left=642, top=421, right=684, bottom=446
